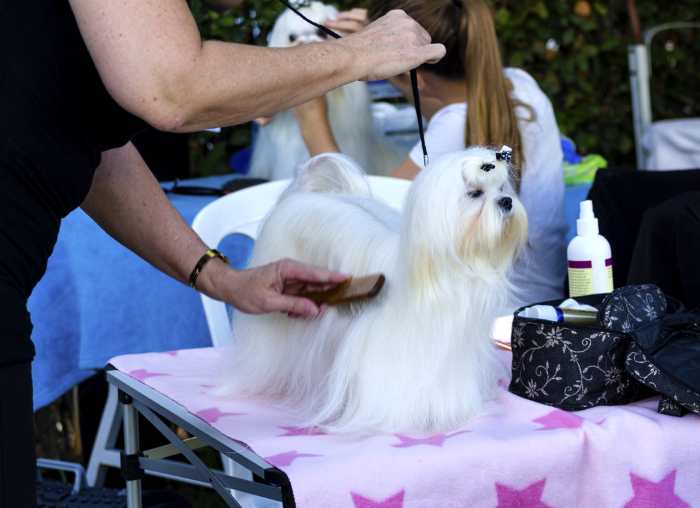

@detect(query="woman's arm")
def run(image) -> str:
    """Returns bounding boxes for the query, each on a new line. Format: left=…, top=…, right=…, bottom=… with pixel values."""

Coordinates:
left=293, top=96, right=421, bottom=180
left=68, top=1, right=445, bottom=132
left=81, top=143, right=346, bottom=317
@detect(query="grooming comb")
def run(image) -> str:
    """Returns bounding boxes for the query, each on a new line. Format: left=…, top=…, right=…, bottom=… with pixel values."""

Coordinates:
left=300, top=274, right=386, bottom=306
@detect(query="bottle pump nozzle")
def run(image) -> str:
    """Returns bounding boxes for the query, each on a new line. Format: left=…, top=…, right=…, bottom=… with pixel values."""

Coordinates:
left=576, top=200, right=599, bottom=237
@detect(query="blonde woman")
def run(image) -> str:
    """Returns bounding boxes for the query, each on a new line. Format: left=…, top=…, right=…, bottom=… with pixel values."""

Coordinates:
left=296, top=0, right=567, bottom=309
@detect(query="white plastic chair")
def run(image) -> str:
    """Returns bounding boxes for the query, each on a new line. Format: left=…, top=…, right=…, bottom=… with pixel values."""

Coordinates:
left=191, top=175, right=412, bottom=347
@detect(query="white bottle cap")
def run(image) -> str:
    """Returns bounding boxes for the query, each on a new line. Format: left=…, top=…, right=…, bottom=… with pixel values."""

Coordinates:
left=576, top=200, right=599, bottom=237
left=518, top=305, right=561, bottom=322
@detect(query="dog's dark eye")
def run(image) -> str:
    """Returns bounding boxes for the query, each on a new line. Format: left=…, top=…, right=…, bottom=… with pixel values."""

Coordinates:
left=468, top=190, right=484, bottom=199
left=289, top=34, right=298, bottom=43
left=316, top=28, right=328, bottom=39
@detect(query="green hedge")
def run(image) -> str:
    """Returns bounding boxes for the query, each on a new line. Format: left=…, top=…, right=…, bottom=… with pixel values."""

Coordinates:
left=190, top=0, right=699, bottom=175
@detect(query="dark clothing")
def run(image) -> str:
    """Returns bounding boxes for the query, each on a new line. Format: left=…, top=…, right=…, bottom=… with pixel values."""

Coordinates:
left=1, top=2, right=148, bottom=503
left=628, top=192, right=700, bottom=309
left=0, top=361, right=36, bottom=507
left=0, top=1, right=147, bottom=365
left=133, top=130, right=192, bottom=182
left=587, top=168, right=700, bottom=291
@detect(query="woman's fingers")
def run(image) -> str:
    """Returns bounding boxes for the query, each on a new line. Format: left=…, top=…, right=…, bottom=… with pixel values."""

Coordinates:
left=422, top=43, right=448, bottom=64
left=278, top=259, right=348, bottom=285
left=337, top=10, right=446, bottom=81
left=267, top=293, right=321, bottom=318
left=326, top=18, right=365, bottom=34
left=326, top=8, right=368, bottom=35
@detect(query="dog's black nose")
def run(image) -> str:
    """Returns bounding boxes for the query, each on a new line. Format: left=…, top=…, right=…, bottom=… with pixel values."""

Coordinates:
left=481, top=163, right=495, bottom=172
left=498, top=196, right=512, bottom=211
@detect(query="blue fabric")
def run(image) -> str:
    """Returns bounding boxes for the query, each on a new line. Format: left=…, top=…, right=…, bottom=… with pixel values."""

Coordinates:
left=561, top=137, right=583, bottom=164
left=28, top=175, right=254, bottom=409
left=228, top=146, right=253, bottom=175
left=563, top=182, right=592, bottom=244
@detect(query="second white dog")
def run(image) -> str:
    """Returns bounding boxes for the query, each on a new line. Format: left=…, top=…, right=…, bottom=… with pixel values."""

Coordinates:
left=222, top=149, right=528, bottom=433
left=248, top=2, right=401, bottom=180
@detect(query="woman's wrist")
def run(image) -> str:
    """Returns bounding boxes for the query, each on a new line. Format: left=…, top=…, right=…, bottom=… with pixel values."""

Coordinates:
left=193, top=254, right=239, bottom=302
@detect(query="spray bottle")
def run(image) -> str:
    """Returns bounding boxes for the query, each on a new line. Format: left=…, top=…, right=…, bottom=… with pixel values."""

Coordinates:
left=567, top=200, right=613, bottom=297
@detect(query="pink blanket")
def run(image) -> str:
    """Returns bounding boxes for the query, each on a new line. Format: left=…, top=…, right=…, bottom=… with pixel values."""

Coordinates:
left=110, top=347, right=700, bottom=508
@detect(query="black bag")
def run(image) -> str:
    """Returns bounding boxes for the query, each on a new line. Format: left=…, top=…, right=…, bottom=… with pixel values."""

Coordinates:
left=509, top=284, right=700, bottom=415
left=625, top=312, right=700, bottom=416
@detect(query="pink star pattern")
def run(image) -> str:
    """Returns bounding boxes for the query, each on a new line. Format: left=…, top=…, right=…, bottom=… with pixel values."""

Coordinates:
left=128, top=369, right=169, bottom=382
left=351, top=490, right=405, bottom=508
left=264, top=450, right=320, bottom=468
left=624, top=470, right=690, bottom=508
left=392, top=430, right=469, bottom=448
left=495, top=479, right=552, bottom=508
left=533, top=410, right=584, bottom=430
left=194, top=407, right=245, bottom=423
left=278, top=425, right=326, bottom=437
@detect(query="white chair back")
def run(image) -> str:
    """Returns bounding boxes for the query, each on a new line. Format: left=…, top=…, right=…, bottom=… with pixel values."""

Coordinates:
left=191, top=176, right=411, bottom=347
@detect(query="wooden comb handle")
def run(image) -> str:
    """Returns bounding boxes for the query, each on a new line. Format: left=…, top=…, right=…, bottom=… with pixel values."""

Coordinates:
left=299, top=273, right=386, bottom=306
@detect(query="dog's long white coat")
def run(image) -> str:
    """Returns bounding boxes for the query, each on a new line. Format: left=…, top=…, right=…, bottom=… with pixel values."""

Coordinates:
left=222, top=150, right=528, bottom=433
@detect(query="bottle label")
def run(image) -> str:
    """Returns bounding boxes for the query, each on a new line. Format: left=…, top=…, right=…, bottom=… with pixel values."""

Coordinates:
left=568, top=258, right=614, bottom=297
left=605, top=257, right=614, bottom=292
left=568, top=260, right=593, bottom=297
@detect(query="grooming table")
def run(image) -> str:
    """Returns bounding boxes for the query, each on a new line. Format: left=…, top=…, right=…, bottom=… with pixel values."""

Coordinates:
left=108, top=347, right=700, bottom=508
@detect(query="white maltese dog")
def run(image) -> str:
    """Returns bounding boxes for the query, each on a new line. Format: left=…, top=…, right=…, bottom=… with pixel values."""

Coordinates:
left=248, top=2, right=401, bottom=180
left=222, top=148, right=528, bottom=433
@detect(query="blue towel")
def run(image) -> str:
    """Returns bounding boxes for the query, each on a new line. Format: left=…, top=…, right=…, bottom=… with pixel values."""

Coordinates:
left=28, top=175, right=253, bottom=409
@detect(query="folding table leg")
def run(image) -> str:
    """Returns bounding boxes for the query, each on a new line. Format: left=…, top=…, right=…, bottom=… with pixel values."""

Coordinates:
left=122, top=393, right=143, bottom=508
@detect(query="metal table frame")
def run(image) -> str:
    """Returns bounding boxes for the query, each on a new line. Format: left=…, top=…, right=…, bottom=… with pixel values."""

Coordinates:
left=106, top=368, right=295, bottom=508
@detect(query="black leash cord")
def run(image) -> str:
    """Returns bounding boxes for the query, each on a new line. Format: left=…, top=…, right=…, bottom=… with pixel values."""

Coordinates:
left=277, top=0, right=429, bottom=167
left=410, top=70, right=428, bottom=168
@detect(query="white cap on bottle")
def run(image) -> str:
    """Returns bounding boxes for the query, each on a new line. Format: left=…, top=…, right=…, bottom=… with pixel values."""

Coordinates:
left=518, top=305, right=561, bottom=322
left=576, top=200, right=599, bottom=237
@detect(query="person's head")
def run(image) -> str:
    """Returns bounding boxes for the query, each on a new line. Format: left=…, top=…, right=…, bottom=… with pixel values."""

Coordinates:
left=369, top=0, right=531, bottom=179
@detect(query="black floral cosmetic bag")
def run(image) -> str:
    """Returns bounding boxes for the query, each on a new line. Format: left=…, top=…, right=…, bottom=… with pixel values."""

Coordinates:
left=509, top=285, right=664, bottom=411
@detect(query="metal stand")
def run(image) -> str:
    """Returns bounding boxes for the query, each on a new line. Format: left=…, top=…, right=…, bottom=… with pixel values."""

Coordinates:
left=628, top=22, right=700, bottom=169
left=107, top=369, right=293, bottom=508
left=122, top=392, right=143, bottom=508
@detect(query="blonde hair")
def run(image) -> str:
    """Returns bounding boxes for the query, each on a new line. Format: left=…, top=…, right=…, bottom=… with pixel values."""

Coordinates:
left=369, top=0, right=534, bottom=180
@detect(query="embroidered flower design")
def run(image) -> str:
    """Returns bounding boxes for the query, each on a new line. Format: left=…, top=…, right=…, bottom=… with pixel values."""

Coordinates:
left=525, top=379, right=539, bottom=398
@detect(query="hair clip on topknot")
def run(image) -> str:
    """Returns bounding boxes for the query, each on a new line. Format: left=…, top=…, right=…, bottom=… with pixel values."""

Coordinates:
left=496, top=145, right=513, bottom=164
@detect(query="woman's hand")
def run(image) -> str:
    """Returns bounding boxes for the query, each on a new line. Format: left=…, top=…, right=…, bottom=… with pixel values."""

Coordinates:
left=199, top=258, right=348, bottom=319
left=325, top=8, right=368, bottom=35
left=391, top=158, right=421, bottom=180
left=338, top=10, right=445, bottom=82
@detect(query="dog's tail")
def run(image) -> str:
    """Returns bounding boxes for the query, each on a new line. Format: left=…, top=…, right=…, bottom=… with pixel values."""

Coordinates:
left=282, top=153, right=372, bottom=199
